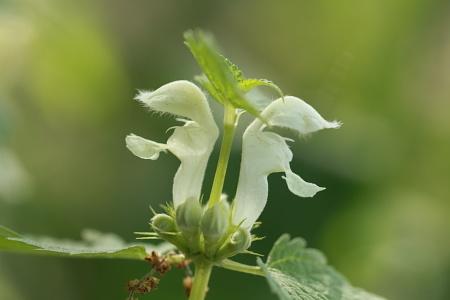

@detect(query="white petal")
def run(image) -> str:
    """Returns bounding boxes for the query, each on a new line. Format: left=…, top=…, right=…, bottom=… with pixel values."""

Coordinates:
left=167, top=120, right=218, bottom=208
left=232, top=131, right=290, bottom=229
left=135, top=80, right=216, bottom=129
left=283, top=169, right=325, bottom=197
left=129, top=81, right=219, bottom=208
left=248, top=96, right=341, bottom=134
left=125, top=134, right=167, bottom=160
left=233, top=97, right=338, bottom=228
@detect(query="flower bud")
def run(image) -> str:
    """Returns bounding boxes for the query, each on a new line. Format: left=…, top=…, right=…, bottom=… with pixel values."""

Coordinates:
left=201, top=203, right=228, bottom=242
left=151, top=214, right=187, bottom=253
left=215, top=227, right=251, bottom=261
left=230, top=227, right=252, bottom=250
left=152, top=214, right=177, bottom=234
left=175, top=197, right=203, bottom=233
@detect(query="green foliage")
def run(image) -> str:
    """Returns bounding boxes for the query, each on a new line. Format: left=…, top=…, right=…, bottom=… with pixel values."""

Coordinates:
left=184, top=30, right=262, bottom=118
left=257, top=234, right=386, bottom=300
left=0, top=224, right=172, bottom=260
left=222, top=56, right=284, bottom=99
left=238, top=78, right=283, bottom=98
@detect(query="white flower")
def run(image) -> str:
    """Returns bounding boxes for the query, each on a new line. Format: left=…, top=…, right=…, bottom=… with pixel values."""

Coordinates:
left=232, top=96, right=341, bottom=229
left=125, top=80, right=219, bottom=208
left=126, top=81, right=339, bottom=237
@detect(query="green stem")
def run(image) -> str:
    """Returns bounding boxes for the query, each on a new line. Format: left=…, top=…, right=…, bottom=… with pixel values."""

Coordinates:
left=208, top=104, right=237, bottom=208
left=189, top=258, right=213, bottom=300
left=220, top=259, right=265, bottom=276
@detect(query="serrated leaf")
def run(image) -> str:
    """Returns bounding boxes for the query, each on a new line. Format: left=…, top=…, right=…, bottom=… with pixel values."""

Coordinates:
left=221, top=55, right=244, bottom=82
left=0, top=224, right=173, bottom=260
left=221, top=54, right=284, bottom=101
left=257, top=234, right=387, bottom=300
left=184, top=30, right=261, bottom=118
left=184, top=30, right=229, bottom=101
left=238, top=78, right=284, bottom=100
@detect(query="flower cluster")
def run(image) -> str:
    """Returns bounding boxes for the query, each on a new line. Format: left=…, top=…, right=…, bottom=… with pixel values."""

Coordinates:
left=126, top=80, right=340, bottom=262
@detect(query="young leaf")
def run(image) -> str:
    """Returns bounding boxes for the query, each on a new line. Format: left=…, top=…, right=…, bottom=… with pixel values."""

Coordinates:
left=238, top=78, right=284, bottom=100
left=257, top=234, right=387, bottom=300
left=183, top=30, right=261, bottom=118
left=195, top=75, right=223, bottom=105
left=221, top=55, right=244, bottom=82
left=222, top=55, right=284, bottom=100
left=0, top=224, right=173, bottom=260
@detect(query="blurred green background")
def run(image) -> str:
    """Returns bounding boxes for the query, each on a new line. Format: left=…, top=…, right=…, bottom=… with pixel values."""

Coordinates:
left=1, top=0, right=449, bottom=299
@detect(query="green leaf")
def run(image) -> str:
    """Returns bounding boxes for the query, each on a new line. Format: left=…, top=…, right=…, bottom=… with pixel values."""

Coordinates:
left=0, top=224, right=173, bottom=260
left=222, top=54, right=284, bottom=100
left=221, top=55, right=244, bottom=82
left=257, top=234, right=387, bottom=300
left=238, top=78, right=284, bottom=100
left=194, top=75, right=224, bottom=104
left=183, top=30, right=261, bottom=118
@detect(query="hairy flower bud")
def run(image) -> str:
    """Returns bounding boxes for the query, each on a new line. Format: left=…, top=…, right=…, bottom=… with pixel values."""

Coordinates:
left=201, top=203, right=228, bottom=242
left=176, top=197, right=203, bottom=233
left=152, top=214, right=177, bottom=234
left=151, top=214, right=186, bottom=253
left=215, top=227, right=251, bottom=261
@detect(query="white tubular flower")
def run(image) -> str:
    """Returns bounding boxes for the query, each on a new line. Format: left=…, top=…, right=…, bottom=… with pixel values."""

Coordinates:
left=125, top=80, right=219, bottom=208
left=232, top=96, right=341, bottom=229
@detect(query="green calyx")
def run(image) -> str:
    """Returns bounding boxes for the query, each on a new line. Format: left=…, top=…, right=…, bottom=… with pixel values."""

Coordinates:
left=175, top=198, right=203, bottom=254
left=176, top=197, right=203, bottom=233
left=201, top=203, right=228, bottom=242
left=151, top=214, right=177, bottom=235
left=151, top=214, right=187, bottom=253
left=151, top=200, right=253, bottom=263
left=215, top=227, right=252, bottom=262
